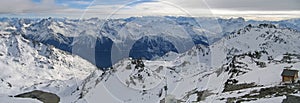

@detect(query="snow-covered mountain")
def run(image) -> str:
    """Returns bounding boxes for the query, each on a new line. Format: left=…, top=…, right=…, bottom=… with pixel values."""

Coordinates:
left=72, top=23, right=300, bottom=103
left=0, top=30, right=97, bottom=102
left=21, top=16, right=212, bottom=68
left=1, top=16, right=300, bottom=103
left=74, top=44, right=213, bottom=103
left=2, top=17, right=299, bottom=69
left=11, top=16, right=253, bottom=68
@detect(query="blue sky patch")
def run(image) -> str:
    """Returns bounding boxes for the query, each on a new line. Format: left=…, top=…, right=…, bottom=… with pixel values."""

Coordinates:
left=32, top=0, right=42, bottom=3
left=55, top=0, right=93, bottom=9
left=126, top=0, right=158, bottom=7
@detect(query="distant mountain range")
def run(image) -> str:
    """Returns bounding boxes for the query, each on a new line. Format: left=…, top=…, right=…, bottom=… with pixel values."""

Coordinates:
left=1, top=16, right=299, bottom=69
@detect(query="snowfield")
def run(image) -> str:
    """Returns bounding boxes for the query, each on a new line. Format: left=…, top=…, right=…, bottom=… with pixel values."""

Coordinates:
left=0, top=32, right=97, bottom=102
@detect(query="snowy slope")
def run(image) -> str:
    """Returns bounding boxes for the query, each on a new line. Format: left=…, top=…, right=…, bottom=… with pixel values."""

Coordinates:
left=75, top=44, right=218, bottom=102
left=74, top=24, right=300, bottom=103
left=0, top=31, right=97, bottom=102
left=0, top=95, right=41, bottom=103
left=74, top=49, right=221, bottom=103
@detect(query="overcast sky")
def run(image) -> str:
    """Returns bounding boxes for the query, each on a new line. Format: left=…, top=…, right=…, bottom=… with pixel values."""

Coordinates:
left=0, top=0, right=299, bottom=20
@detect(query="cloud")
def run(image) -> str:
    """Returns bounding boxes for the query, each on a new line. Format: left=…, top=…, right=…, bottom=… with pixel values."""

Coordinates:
left=0, top=0, right=34, bottom=13
left=0, top=0, right=90, bottom=18
left=83, top=0, right=300, bottom=19
left=71, top=1, right=92, bottom=5
left=0, top=0, right=299, bottom=20
left=81, top=0, right=213, bottom=18
left=0, top=0, right=68, bottom=14
left=205, top=0, right=300, bottom=11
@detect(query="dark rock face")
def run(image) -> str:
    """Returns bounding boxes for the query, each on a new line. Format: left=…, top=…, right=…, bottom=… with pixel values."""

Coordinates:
left=129, top=36, right=178, bottom=60
left=14, top=90, right=60, bottom=103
